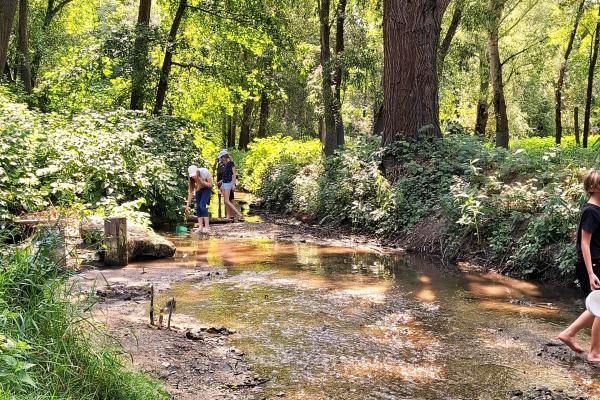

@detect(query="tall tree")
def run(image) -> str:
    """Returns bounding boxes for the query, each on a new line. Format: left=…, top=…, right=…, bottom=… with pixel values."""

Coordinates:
left=333, top=0, right=346, bottom=148
left=555, top=0, right=586, bottom=145
left=438, top=0, right=464, bottom=75
left=583, top=5, right=600, bottom=148
left=318, top=0, right=339, bottom=155
left=257, top=90, right=269, bottom=138
left=488, top=0, right=509, bottom=148
left=153, top=0, right=186, bottom=115
left=238, top=97, right=253, bottom=150
left=17, top=0, right=32, bottom=94
left=130, top=0, right=152, bottom=110
left=0, top=0, right=17, bottom=75
left=382, top=0, right=451, bottom=147
left=31, top=0, right=74, bottom=85
left=474, top=47, right=490, bottom=137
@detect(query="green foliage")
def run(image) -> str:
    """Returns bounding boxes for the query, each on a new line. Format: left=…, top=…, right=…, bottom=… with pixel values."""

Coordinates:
left=0, top=230, right=167, bottom=398
left=249, top=133, right=595, bottom=280
left=0, top=91, right=210, bottom=221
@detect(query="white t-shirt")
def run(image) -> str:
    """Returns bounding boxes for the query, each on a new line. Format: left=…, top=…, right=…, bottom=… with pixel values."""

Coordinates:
left=198, top=168, right=211, bottom=180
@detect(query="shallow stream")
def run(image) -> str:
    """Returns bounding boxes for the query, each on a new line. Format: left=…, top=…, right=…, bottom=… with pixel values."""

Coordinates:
left=148, top=236, right=600, bottom=399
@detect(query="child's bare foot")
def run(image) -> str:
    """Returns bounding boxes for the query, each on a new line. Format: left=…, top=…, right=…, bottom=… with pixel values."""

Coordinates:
left=588, top=352, right=600, bottom=363
left=558, top=332, right=585, bottom=353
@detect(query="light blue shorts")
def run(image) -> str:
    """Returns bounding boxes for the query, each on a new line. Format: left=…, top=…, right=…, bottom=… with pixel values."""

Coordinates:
left=221, top=182, right=233, bottom=190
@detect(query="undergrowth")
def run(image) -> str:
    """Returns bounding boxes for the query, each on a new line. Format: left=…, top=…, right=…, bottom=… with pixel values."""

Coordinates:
left=242, top=134, right=596, bottom=281
left=0, top=229, right=168, bottom=399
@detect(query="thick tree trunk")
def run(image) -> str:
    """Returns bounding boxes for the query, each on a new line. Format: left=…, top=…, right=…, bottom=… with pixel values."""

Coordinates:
left=17, top=0, right=32, bottom=94
left=0, top=0, right=17, bottom=75
left=488, top=0, right=509, bottom=149
left=382, top=0, right=450, bottom=147
left=238, top=97, right=253, bottom=150
left=130, top=0, right=152, bottom=110
left=584, top=6, right=600, bottom=148
left=438, top=0, right=463, bottom=75
left=319, top=0, right=338, bottom=155
left=333, top=0, right=346, bottom=148
left=555, top=0, right=585, bottom=145
left=474, top=48, right=490, bottom=136
left=575, top=106, right=580, bottom=146
left=257, top=90, right=269, bottom=138
left=153, top=0, right=186, bottom=115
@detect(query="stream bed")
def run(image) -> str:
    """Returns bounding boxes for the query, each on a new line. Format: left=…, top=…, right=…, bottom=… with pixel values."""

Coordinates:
left=147, top=236, right=600, bottom=399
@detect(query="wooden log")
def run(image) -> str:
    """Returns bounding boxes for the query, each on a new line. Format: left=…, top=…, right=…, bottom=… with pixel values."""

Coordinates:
left=34, top=224, right=66, bottom=268
left=104, top=217, right=128, bottom=267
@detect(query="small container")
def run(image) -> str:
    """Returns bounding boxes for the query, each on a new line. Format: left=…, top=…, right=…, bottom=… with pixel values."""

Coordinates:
left=586, top=290, right=600, bottom=317
left=175, top=224, right=188, bottom=235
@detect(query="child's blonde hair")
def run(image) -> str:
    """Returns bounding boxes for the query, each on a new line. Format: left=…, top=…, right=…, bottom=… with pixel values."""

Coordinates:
left=584, top=170, right=600, bottom=194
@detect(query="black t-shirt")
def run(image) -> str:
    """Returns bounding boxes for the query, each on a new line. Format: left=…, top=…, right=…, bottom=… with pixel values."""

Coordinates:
left=576, top=203, right=600, bottom=261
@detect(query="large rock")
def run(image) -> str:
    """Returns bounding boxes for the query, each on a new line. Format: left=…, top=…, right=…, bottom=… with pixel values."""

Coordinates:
left=80, top=216, right=176, bottom=261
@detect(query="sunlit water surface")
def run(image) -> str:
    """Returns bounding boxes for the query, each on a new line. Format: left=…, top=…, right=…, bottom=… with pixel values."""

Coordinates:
left=142, top=236, right=600, bottom=399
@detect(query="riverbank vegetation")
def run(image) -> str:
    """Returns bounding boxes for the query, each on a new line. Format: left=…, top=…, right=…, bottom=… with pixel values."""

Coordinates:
left=4, top=0, right=600, bottom=394
left=0, top=229, right=168, bottom=398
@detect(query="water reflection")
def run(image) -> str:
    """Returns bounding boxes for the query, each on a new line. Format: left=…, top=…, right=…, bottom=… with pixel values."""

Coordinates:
left=149, top=237, right=596, bottom=399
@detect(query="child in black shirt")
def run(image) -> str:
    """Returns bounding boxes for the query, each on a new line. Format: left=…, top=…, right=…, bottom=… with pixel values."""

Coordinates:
left=559, top=170, right=600, bottom=361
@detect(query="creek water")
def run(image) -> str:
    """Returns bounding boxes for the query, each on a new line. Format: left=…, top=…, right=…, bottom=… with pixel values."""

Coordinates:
left=149, top=236, right=600, bottom=399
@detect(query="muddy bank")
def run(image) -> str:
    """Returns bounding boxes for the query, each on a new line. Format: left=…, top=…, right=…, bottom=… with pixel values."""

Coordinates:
left=78, top=267, right=271, bottom=399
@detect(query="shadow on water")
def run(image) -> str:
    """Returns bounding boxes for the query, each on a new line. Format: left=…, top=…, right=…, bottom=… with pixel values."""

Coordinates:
left=146, top=236, right=599, bottom=399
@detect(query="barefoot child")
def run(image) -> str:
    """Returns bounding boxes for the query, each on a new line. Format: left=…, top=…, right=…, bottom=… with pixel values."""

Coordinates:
left=559, top=170, right=600, bottom=360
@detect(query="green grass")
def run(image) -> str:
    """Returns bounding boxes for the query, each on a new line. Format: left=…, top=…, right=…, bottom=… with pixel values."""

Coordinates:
left=511, top=134, right=600, bottom=149
left=0, top=229, right=169, bottom=399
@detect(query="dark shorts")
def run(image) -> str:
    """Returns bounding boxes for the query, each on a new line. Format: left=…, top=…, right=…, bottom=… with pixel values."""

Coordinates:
left=575, top=259, right=600, bottom=298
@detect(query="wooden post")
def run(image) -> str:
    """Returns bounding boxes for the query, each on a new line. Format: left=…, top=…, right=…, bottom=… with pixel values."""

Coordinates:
left=149, top=285, right=155, bottom=326
left=104, top=217, right=128, bottom=267
left=575, top=106, right=580, bottom=146
left=167, top=297, right=175, bottom=329
left=34, top=224, right=66, bottom=268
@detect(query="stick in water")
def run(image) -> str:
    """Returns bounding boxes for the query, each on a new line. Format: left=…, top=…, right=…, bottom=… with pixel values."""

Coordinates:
left=149, top=285, right=154, bottom=326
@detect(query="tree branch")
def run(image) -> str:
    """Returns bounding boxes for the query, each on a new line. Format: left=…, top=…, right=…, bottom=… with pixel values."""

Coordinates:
left=186, top=4, right=253, bottom=24
left=501, top=36, right=545, bottom=66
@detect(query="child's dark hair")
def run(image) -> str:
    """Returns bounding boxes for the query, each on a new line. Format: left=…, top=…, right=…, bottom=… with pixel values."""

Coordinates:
left=584, top=170, right=600, bottom=194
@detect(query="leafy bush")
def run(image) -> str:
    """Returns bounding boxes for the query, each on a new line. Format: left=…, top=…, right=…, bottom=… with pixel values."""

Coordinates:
left=0, top=229, right=167, bottom=398
left=250, top=133, right=598, bottom=281
left=0, top=92, right=213, bottom=222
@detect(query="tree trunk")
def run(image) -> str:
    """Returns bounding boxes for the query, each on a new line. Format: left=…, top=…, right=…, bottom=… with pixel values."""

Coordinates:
left=373, top=103, right=384, bottom=135
left=130, top=0, right=152, bottom=110
left=318, top=0, right=338, bottom=155
left=104, top=217, right=128, bottom=267
left=0, top=0, right=17, bottom=75
left=333, top=0, right=346, bottom=148
left=227, top=111, right=237, bottom=148
left=382, top=0, right=450, bottom=147
left=555, top=0, right=585, bottom=145
left=475, top=48, right=490, bottom=137
left=239, top=97, right=253, bottom=150
left=575, top=106, right=580, bottom=146
left=257, top=90, right=269, bottom=138
left=221, top=112, right=228, bottom=147
left=31, top=0, right=73, bottom=85
left=153, top=0, right=186, bottom=115
left=17, top=0, right=32, bottom=94
left=438, top=0, right=463, bottom=75
left=584, top=6, right=600, bottom=148
left=488, top=0, right=509, bottom=149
